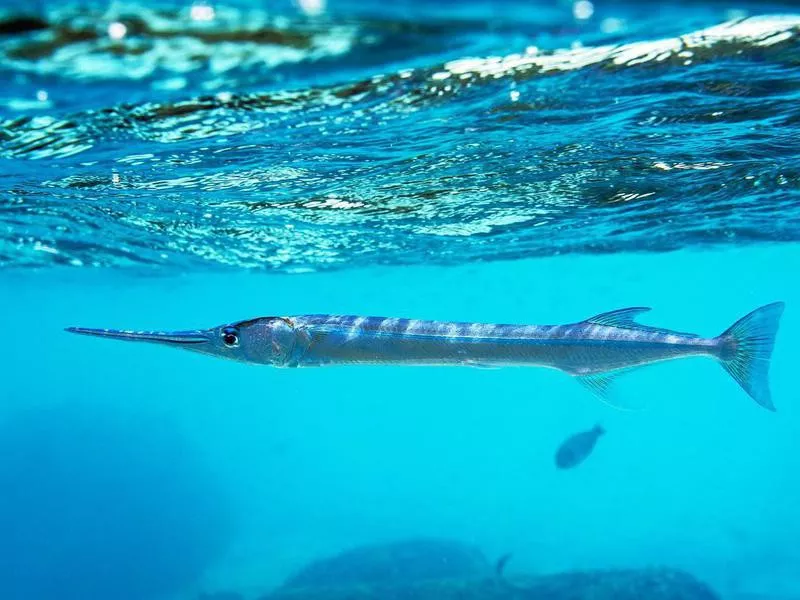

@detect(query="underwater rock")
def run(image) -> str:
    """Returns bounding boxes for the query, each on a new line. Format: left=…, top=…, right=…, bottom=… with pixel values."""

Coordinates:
left=519, top=567, right=721, bottom=600
left=198, top=593, right=245, bottom=600
left=262, top=539, right=720, bottom=600
left=277, top=538, right=491, bottom=591
left=0, top=402, right=232, bottom=600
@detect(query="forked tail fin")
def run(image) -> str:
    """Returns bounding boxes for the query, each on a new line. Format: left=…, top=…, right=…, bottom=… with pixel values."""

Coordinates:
left=718, top=302, right=785, bottom=411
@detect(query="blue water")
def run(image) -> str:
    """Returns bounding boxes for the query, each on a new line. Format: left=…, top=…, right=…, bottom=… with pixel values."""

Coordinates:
left=1, top=1, right=799, bottom=599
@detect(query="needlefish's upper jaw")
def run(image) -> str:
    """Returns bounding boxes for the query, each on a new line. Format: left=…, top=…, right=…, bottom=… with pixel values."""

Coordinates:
left=65, top=327, right=210, bottom=345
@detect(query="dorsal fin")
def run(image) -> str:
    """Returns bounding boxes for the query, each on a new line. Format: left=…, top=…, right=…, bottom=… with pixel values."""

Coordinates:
left=584, top=307, right=699, bottom=338
left=585, top=307, right=652, bottom=327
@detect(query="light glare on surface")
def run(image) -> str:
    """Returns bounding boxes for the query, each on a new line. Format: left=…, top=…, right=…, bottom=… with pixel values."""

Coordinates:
left=190, top=3, right=215, bottom=21
left=36, top=90, right=48, bottom=102
left=107, top=21, right=127, bottom=40
left=573, top=0, right=594, bottom=20
left=297, top=0, right=326, bottom=16
left=601, top=17, right=625, bottom=34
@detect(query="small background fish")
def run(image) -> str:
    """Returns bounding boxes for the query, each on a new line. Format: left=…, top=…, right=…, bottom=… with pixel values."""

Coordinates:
left=555, top=425, right=606, bottom=470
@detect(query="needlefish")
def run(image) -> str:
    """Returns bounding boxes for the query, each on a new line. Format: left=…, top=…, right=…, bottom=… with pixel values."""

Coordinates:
left=66, top=302, right=784, bottom=411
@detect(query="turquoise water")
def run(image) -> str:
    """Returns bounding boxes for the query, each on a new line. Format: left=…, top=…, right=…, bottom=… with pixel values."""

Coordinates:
left=1, top=1, right=800, bottom=599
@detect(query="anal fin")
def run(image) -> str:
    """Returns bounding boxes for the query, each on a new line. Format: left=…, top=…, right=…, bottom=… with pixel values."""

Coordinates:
left=575, top=371, right=645, bottom=412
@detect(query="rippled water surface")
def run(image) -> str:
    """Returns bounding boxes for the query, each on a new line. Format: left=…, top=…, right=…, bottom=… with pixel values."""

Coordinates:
left=1, top=0, right=799, bottom=271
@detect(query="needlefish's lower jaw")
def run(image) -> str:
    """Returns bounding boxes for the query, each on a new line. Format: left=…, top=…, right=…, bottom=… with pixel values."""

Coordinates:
left=65, top=327, right=209, bottom=345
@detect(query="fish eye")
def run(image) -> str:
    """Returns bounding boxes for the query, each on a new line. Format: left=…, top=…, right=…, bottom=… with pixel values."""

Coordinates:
left=221, top=327, right=240, bottom=348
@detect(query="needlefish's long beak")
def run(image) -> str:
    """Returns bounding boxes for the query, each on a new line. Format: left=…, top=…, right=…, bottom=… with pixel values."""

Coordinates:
left=65, top=327, right=210, bottom=345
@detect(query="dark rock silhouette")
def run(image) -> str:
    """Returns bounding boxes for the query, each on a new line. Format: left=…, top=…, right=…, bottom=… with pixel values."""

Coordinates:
left=278, top=538, right=491, bottom=590
left=0, top=401, right=232, bottom=600
left=259, top=539, right=720, bottom=600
